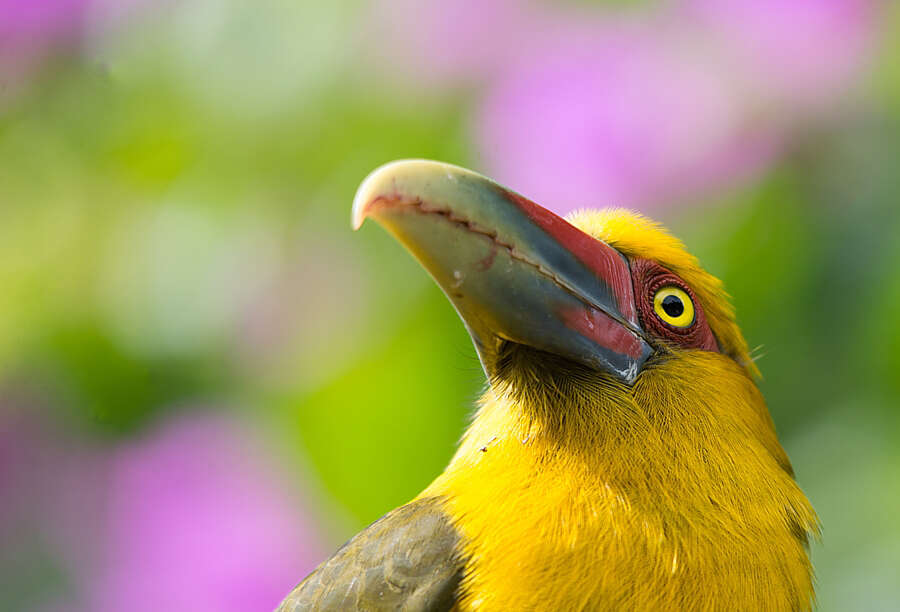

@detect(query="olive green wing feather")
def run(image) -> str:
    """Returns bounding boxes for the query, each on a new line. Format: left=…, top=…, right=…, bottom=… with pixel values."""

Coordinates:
left=277, top=497, right=465, bottom=612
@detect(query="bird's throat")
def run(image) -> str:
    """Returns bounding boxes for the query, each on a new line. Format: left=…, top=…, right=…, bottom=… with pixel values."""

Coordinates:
left=420, top=351, right=818, bottom=611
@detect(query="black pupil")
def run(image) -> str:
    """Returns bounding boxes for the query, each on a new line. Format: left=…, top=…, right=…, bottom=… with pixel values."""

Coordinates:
left=662, top=294, right=684, bottom=318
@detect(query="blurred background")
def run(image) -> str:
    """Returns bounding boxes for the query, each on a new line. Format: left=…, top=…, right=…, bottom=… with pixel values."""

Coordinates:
left=1, top=1, right=898, bottom=610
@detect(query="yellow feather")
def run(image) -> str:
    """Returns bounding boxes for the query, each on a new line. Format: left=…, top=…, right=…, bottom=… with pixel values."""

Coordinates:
left=419, top=210, right=817, bottom=611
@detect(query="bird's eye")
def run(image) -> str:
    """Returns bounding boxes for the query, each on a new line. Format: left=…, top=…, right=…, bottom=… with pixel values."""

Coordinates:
left=652, top=286, right=694, bottom=328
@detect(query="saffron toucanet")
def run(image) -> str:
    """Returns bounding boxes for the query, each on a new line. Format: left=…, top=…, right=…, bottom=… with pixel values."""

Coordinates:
left=278, top=160, right=818, bottom=611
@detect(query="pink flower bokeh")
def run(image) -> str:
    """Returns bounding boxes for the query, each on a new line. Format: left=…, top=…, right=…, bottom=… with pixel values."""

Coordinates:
left=0, top=0, right=87, bottom=89
left=370, top=0, right=877, bottom=215
left=683, top=0, right=874, bottom=110
left=87, top=414, right=325, bottom=612
left=0, top=0, right=156, bottom=101
left=474, top=26, right=782, bottom=213
left=0, top=0, right=85, bottom=42
left=1, top=408, right=326, bottom=612
left=365, top=0, right=540, bottom=88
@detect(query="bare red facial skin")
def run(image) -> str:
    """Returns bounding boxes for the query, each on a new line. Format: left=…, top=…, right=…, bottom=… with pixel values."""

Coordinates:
left=559, top=305, right=647, bottom=359
left=629, top=258, right=719, bottom=353
left=501, top=189, right=639, bottom=328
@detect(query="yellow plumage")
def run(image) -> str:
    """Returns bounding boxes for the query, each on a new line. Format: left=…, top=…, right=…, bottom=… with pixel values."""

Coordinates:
left=420, top=209, right=818, bottom=611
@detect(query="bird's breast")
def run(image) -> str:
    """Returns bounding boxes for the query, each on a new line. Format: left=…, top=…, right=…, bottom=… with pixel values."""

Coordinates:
left=421, top=430, right=813, bottom=611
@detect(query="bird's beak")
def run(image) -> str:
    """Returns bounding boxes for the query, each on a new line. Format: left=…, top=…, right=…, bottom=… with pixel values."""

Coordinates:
left=352, top=160, right=653, bottom=383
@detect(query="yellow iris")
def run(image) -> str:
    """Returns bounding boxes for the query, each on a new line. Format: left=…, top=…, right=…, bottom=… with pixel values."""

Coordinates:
left=653, top=286, right=694, bottom=328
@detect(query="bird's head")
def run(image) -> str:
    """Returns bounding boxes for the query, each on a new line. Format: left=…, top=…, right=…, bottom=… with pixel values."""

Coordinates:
left=354, top=158, right=754, bottom=382
left=352, top=160, right=794, bottom=468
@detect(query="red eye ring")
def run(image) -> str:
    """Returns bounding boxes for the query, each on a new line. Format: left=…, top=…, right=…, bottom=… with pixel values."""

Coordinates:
left=629, top=257, right=720, bottom=353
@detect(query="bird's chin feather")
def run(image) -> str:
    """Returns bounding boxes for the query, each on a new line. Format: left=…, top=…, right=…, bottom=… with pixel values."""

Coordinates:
left=488, top=341, right=634, bottom=429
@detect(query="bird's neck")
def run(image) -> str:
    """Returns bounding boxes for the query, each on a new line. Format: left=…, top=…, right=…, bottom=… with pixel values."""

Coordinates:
left=421, top=366, right=818, bottom=611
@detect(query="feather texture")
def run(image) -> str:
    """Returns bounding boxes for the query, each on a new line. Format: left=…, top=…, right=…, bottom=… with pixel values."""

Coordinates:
left=278, top=497, right=464, bottom=611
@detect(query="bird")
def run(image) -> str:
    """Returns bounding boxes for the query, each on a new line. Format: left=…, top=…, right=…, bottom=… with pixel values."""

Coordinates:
left=277, top=160, right=818, bottom=611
